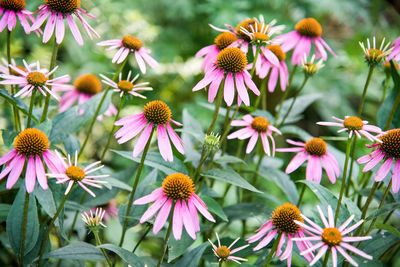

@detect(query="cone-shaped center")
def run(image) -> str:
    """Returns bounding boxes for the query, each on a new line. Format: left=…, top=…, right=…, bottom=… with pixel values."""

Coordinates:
left=162, top=173, right=195, bottom=200
left=216, top=47, right=247, bottom=73
left=143, top=100, right=172, bottom=125
left=295, top=18, right=322, bottom=37
left=267, top=45, right=286, bottom=61
left=380, top=129, right=400, bottom=159
left=305, top=137, right=327, bottom=156
left=271, top=203, right=303, bottom=233
left=235, top=18, right=261, bottom=41
left=251, top=116, right=269, bottom=132
left=14, top=128, right=49, bottom=156
left=122, top=35, right=143, bottom=51
left=117, top=80, right=134, bottom=92
left=74, top=74, right=102, bottom=95
left=45, top=0, right=80, bottom=13
left=27, top=72, right=48, bottom=87
left=214, top=32, right=238, bottom=50
left=343, top=116, right=364, bottom=131
left=0, top=0, right=25, bottom=11
left=66, top=166, right=85, bottom=181
left=216, top=246, right=231, bottom=260
left=322, top=227, right=342, bottom=246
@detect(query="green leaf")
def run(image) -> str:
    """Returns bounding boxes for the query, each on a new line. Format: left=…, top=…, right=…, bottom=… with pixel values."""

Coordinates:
left=34, top=186, right=59, bottom=227
left=98, top=244, right=144, bottom=267
left=50, top=92, right=111, bottom=144
left=374, top=223, right=400, bottom=238
left=0, top=88, right=31, bottom=116
left=277, top=93, right=322, bottom=124
left=103, top=177, right=131, bottom=191
left=224, top=203, right=271, bottom=221
left=201, top=195, right=228, bottom=222
left=215, top=155, right=246, bottom=165
left=6, top=186, right=40, bottom=256
left=359, top=232, right=399, bottom=262
left=202, top=168, right=261, bottom=193
left=168, top=231, right=195, bottom=262
left=44, top=242, right=104, bottom=261
left=1, top=129, right=17, bottom=147
left=113, top=150, right=188, bottom=175
left=0, top=204, right=11, bottom=223
left=172, top=243, right=208, bottom=267
left=366, top=203, right=400, bottom=220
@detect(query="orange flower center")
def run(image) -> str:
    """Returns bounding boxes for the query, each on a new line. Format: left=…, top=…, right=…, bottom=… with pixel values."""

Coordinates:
left=343, top=116, right=364, bottom=131
left=216, top=246, right=231, bottom=260
left=66, top=166, right=85, bottom=181
left=117, top=80, right=134, bottom=92
left=74, top=74, right=102, bottom=95
left=252, top=32, right=269, bottom=42
left=122, top=35, right=143, bottom=51
left=267, top=45, right=286, bottom=61
left=379, top=129, right=400, bottom=159
left=295, top=18, right=322, bottom=37
left=162, top=173, right=195, bottom=200
left=14, top=128, right=49, bottom=156
left=26, top=72, right=48, bottom=87
left=305, top=137, right=327, bottom=156
left=216, top=47, right=247, bottom=73
left=322, top=227, right=342, bottom=246
left=235, top=18, right=261, bottom=41
left=0, top=0, right=25, bottom=11
left=214, top=32, right=238, bottom=50
left=45, top=0, right=80, bottom=13
left=143, top=100, right=172, bottom=125
left=271, top=203, right=303, bottom=233
left=251, top=116, right=269, bottom=132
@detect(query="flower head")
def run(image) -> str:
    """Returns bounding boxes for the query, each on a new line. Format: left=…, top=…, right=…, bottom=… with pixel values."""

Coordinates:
left=357, top=129, right=400, bottom=193
left=208, top=232, right=249, bottom=264
left=97, top=35, right=159, bottom=73
left=276, top=138, right=340, bottom=184
left=276, top=17, right=335, bottom=65
left=293, top=206, right=372, bottom=266
left=115, top=100, right=184, bottom=162
left=301, top=54, right=324, bottom=76
left=239, top=18, right=284, bottom=46
left=0, top=128, right=64, bottom=193
left=100, top=71, right=152, bottom=98
left=247, top=203, right=314, bottom=265
left=31, top=0, right=99, bottom=45
left=203, top=132, right=221, bottom=154
left=228, top=114, right=281, bottom=156
left=317, top=116, right=382, bottom=142
left=193, top=47, right=260, bottom=106
left=387, top=37, right=400, bottom=62
left=0, top=0, right=35, bottom=33
left=82, top=208, right=107, bottom=230
left=359, top=37, right=392, bottom=66
left=0, top=60, right=70, bottom=100
left=46, top=151, right=109, bottom=197
left=133, top=173, right=215, bottom=240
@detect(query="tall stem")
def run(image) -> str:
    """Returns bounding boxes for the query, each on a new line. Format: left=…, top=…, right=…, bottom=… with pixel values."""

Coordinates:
left=79, top=59, right=128, bottom=159
left=322, top=250, right=331, bottom=267
left=19, top=192, right=29, bottom=266
left=207, top=86, right=224, bottom=134
left=118, top=128, right=154, bottom=247
left=263, top=233, right=282, bottom=267
left=275, top=65, right=298, bottom=119
left=357, top=66, right=375, bottom=116
left=384, top=88, right=400, bottom=130
left=220, top=105, right=239, bottom=154
left=193, top=147, right=208, bottom=185
left=334, top=136, right=353, bottom=224
left=7, top=30, right=21, bottom=131
left=345, top=136, right=358, bottom=197
left=100, top=96, right=125, bottom=160
left=254, top=78, right=267, bottom=110
left=40, top=40, right=60, bottom=122
left=93, top=230, right=112, bottom=267
left=278, top=76, right=309, bottom=127
left=297, top=183, right=307, bottom=206
left=250, top=47, right=261, bottom=77
left=132, top=224, right=151, bottom=253
left=26, top=89, right=37, bottom=128
left=156, top=205, right=174, bottom=267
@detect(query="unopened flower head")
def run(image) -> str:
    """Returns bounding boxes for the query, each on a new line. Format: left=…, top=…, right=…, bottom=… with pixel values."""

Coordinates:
left=204, top=132, right=221, bottom=153
left=46, top=151, right=109, bottom=197
left=134, top=173, right=215, bottom=240
left=293, top=206, right=372, bottom=266
left=82, top=208, right=107, bottom=230
left=208, top=232, right=249, bottom=264
left=359, top=37, right=392, bottom=66
left=301, top=54, right=324, bottom=76
left=100, top=71, right=152, bottom=98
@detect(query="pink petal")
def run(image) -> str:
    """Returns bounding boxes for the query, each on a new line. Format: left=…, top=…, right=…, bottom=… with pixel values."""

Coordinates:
left=224, top=72, right=235, bottom=106
left=246, top=133, right=259, bottom=154
left=134, top=188, right=163, bottom=205
left=166, top=123, right=184, bottom=154
left=375, top=157, right=393, bottom=182
left=135, top=51, right=147, bottom=74
left=285, top=152, right=308, bottom=173
left=133, top=123, right=153, bottom=158
left=25, top=156, right=36, bottom=193
left=153, top=199, right=172, bottom=234
left=157, top=125, right=173, bottom=162
left=35, top=156, right=48, bottom=190
left=173, top=200, right=183, bottom=240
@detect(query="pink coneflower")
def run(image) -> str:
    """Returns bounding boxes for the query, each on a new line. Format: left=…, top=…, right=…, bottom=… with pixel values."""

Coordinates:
left=193, top=47, right=260, bottom=106
left=114, top=100, right=184, bottom=162
left=31, top=0, right=99, bottom=45
left=276, top=18, right=335, bottom=65
left=252, top=44, right=289, bottom=92
left=357, top=129, right=400, bottom=193
left=196, top=31, right=238, bottom=71
left=82, top=208, right=106, bottom=229
left=0, top=60, right=70, bottom=100
left=97, top=35, right=159, bottom=73
left=0, top=0, right=35, bottom=33
left=133, top=173, right=215, bottom=240
left=0, top=128, right=64, bottom=193
left=227, top=114, right=281, bottom=156
left=100, top=71, right=152, bottom=98
left=388, top=37, right=400, bottom=62
left=276, top=138, right=340, bottom=184
left=57, top=73, right=116, bottom=119
left=208, top=232, right=249, bottom=264
left=293, top=205, right=372, bottom=266
left=46, top=151, right=108, bottom=197
left=317, top=116, right=382, bottom=142
left=247, top=203, right=313, bottom=266
left=0, top=58, right=33, bottom=75
left=359, top=37, right=392, bottom=66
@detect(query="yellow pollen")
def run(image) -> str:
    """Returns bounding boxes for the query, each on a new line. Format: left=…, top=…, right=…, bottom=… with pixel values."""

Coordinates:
left=235, top=18, right=261, bottom=41
left=0, top=0, right=25, bottom=11
left=216, top=47, right=247, bottom=73
left=74, top=74, right=102, bottom=95
left=214, top=32, right=238, bottom=50
left=251, top=116, right=269, bottom=132
left=379, top=129, right=400, bottom=159
left=26, top=72, right=48, bottom=87
left=267, top=45, right=286, bottom=61
left=162, top=173, right=195, bottom=201
left=253, top=32, right=269, bottom=42
left=117, top=80, right=134, bottom=92
left=14, top=128, right=49, bottom=156
left=305, top=138, right=327, bottom=156
left=343, top=116, right=364, bottom=131
left=295, top=18, right=323, bottom=37
left=143, top=100, right=172, bottom=125
left=271, top=203, right=303, bottom=233
left=65, top=166, right=85, bottom=181
left=322, top=227, right=342, bottom=246
left=45, top=0, right=80, bottom=13
left=216, top=246, right=231, bottom=260
left=122, top=35, right=143, bottom=51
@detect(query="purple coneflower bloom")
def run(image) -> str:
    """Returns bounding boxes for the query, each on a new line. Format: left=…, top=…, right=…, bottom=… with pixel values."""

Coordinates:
left=0, top=0, right=35, bottom=33
left=100, top=71, right=152, bottom=98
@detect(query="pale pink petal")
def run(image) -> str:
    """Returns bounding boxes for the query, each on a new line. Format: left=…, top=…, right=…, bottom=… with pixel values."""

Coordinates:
left=375, top=157, right=393, bottom=182
left=135, top=51, right=147, bottom=74
left=253, top=229, right=278, bottom=251
left=6, top=155, right=25, bottom=189
left=35, top=156, right=48, bottom=190
left=224, top=72, right=235, bottom=106
left=153, top=199, right=172, bottom=234
left=166, top=123, right=184, bottom=154
left=173, top=200, right=184, bottom=240
left=25, top=156, right=36, bottom=193
left=285, top=152, right=308, bottom=173
left=134, top=188, right=163, bottom=205
left=140, top=196, right=167, bottom=223
left=133, top=123, right=153, bottom=158
left=246, top=133, right=259, bottom=154
left=157, top=125, right=173, bottom=162
left=181, top=201, right=197, bottom=239
left=191, top=195, right=215, bottom=222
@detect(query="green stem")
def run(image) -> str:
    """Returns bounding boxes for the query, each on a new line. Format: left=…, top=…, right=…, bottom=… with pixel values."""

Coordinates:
left=278, top=75, right=309, bottom=127
left=118, top=128, right=154, bottom=247
left=322, top=250, right=331, bottom=267
left=345, top=136, right=358, bottom=197
left=383, top=86, right=400, bottom=130
left=334, top=136, right=353, bottom=224
left=68, top=193, right=87, bottom=239
left=79, top=59, right=128, bottom=159
left=263, top=233, right=282, bottom=267
left=220, top=105, right=239, bottom=154
left=7, top=30, right=21, bottom=132
left=275, top=65, right=298, bottom=119
left=93, top=230, right=112, bottom=267
left=250, top=47, right=261, bottom=77
left=357, top=66, right=375, bottom=116
left=254, top=78, right=267, bottom=110
left=250, top=152, right=263, bottom=186
left=380, top=75, right=391, bottom=105
left=156, top=205, right=174, bottom=267
left=193, top=147, right=208, bottom=185
left=26, top=89, right=36, bottom=128
left=219, top=261, right=223, bottom=267
left=19, top=192, right=29, bottom=266
left=132, top=224, right=151, bottom=253
left=100, top=96, right=125, bottom=161
left=40, top=40, right=60, bottom=123
left=297, top=183, right=307, bottom=207
left=207, top=85, right=224, bottom=134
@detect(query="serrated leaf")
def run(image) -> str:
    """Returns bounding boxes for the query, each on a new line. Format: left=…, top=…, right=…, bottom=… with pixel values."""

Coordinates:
left=202, top=168, right=261, bottom=193
left=44, top=242, right=104, bottom=261
left=98, top=244, right=144, bottom=267
left=201, top=195, right=228, bottom=222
